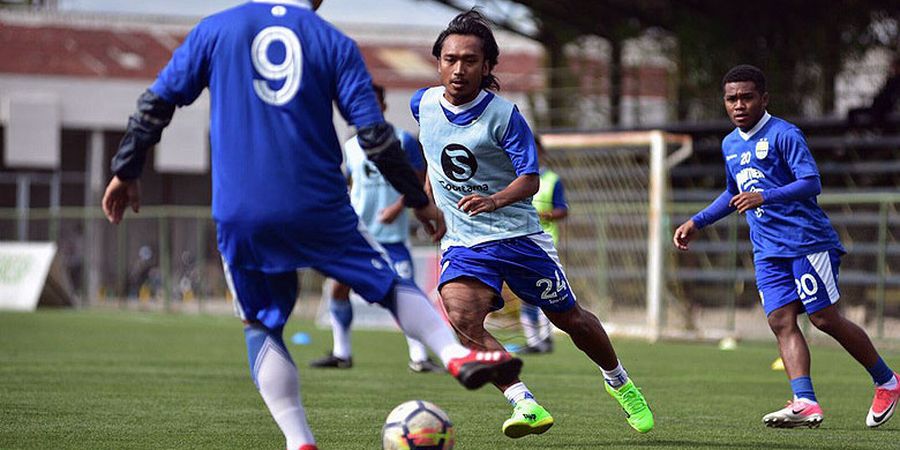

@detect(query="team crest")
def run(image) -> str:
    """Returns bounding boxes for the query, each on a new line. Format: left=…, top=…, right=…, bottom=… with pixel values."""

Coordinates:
left=755, top=139, right=769, bottom=159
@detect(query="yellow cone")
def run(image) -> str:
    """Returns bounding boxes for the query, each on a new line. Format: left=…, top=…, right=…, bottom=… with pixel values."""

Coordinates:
left=771, top=357, right=785, bottom=371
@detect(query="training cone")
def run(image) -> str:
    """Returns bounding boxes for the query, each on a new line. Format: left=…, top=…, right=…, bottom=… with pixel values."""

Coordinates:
left=771, top=357, right=785, bottom=371
left=718, top=337, right=738, bottom=351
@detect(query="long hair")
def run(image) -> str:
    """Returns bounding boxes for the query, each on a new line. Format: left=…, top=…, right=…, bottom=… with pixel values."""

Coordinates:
left=431, top=9, right=501, bottom=91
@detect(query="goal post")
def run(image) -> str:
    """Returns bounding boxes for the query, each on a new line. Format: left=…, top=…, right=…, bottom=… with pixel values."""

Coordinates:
left=540, top=130, right=692, bottom=341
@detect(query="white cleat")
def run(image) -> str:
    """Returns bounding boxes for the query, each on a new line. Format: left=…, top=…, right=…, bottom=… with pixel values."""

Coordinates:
left=762, top=399, right=824, bottom=429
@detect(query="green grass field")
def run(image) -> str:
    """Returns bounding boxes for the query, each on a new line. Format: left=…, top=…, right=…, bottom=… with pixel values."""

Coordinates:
left=2, top=310, right=899, bottom=449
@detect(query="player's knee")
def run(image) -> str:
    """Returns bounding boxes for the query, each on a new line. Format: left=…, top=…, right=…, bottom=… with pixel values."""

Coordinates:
left=766, top=311, right=796, bottom=335
left=808, top=312, right=840, bottom=334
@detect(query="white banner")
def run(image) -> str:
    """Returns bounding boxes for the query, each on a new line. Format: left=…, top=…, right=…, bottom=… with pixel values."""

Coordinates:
left=0, top=242, right=74, bottom=311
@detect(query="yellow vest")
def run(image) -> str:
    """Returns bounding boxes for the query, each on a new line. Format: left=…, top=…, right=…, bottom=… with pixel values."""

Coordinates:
left=533, top=170, right=561, bottom=243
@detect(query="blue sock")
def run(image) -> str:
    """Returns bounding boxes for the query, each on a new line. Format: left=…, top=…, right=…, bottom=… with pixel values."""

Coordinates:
left=244, top=324, right=293, bottom=387
left=790, top=376, right=817, bottom=402
left=867, top=357, right=895, bottom=386
left=329, top=298, right=353, bottom=330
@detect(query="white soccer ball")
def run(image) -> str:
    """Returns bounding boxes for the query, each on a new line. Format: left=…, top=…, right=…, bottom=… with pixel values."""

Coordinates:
left=382, top=400, right=455, bottom=450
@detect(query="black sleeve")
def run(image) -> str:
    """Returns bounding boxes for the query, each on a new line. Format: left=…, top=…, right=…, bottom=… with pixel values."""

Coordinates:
left=357, top=123, right=429, bottom=209
left=110, top=90, right=176, bottom=180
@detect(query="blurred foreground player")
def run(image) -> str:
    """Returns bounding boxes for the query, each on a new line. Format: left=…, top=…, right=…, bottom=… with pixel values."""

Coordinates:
left=674, top=64, right=899, bottom=429
left=101, top=1, right=521, bottom=448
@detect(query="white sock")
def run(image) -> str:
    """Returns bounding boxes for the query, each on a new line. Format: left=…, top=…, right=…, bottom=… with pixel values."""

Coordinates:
left=601, top=360, right=629, bottom=389
left=503, top=382, right=536, bottom=405
left=329, top=296, right=352, bottom=360
left=877, top=375, right=898, bottom=390
left=406, top=336, right=429, bottom=363
left=390, top=284, right=469, bottom=366
left=521, top=304, right=553, bottom=347
left=255, top=338, right=316, bottom=449
left=520, top=305, right=540, bottom=347
left=793, top=395, right=818, bottom=405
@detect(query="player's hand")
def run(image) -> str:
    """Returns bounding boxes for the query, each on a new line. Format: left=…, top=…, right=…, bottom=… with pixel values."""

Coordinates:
left=101, top=175, right=141, bottom=225
left=413, top=202, right=446, bottom=243
left=729, top=192, right=764, bottom=214
left=457, top=194, right=497, bottom=216
left=673, top=219, right=698, bottom=251
left=378, top=202, right=404, bottom=224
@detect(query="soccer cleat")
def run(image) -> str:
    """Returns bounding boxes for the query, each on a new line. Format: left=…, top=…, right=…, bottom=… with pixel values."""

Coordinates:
left=518, top=338, right=554, bottom=355
left=447, top=350, right=523, bottom=390
left=502, top=399, right=554, bottom=438
left=409, top=358, right=445, bottom=373
left=298, top=445, right=318, bottom=450
left=308, top=353, right=352, bottom=369
left=762, top=399, right=824, bottom=428
left=605, top=379, right=654, bottom=433
left=867, top=373, right=900, bottom=428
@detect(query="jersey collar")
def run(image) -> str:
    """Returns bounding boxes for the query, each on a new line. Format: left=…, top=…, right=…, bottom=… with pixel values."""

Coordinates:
left=251, top=0, right=312, bottom=9
left=738, top=111, right=771, bottom=141
left=439, top=89, right=488, bottom=115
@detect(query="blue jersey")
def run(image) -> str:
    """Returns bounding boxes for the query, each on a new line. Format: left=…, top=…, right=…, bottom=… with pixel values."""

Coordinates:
left=721, top=112, right=844, bottom=259
left=411, top=87, right=541, bottom=249
left=149, top=0, right=384, bottom=271
left=344, top=127, right=424, bottom=244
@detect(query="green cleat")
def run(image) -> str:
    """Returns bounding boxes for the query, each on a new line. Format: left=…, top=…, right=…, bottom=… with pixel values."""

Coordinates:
left=605, top=379, right=654, bottom=433
left=502, top=399, right=554, bottom=438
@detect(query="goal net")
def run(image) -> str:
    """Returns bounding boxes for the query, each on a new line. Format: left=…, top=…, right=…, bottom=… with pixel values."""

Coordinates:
left=537, top=130, right=693, bottom=341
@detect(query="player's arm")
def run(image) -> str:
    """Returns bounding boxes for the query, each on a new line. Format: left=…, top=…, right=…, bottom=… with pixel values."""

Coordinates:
left=539, top=179, right=568, bottom=222
left=102, top=24, right=211, bottom=224
left=674, top=163, right=739, bottom=250
left=102, top=90, right=177, bottom=224
left=459, top=106, right=539, bottom=216
left=380, top=134, right=426, bottom=224
left=333, top=41, right=431, bottom=211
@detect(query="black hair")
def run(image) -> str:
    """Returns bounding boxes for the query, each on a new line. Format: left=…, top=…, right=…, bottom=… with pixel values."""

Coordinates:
left=371, top=82, right=385, bottom=101
left=722, top=64, right=767, bottom=93
left=431, top=9, right=501, bottom=91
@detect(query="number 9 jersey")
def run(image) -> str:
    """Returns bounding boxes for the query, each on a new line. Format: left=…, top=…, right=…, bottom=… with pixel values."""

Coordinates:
left=148, top=0, right=384, bottom=272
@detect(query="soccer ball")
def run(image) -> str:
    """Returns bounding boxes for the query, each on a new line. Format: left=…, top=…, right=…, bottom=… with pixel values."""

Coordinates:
left=382, top=400, right=455, bottom=450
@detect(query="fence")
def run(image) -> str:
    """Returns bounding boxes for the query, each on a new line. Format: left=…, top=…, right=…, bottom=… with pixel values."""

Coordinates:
left=1, top=193, right=898, bottom=339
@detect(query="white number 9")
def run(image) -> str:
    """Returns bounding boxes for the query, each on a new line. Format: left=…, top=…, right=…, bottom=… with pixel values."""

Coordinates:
left=251, top=26, right=302, bottom=106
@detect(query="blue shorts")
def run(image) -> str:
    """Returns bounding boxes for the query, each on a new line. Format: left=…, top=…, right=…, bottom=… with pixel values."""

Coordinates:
left=224, top=224, right=398, bottom=330
left=756, top=249, right=841, bottom=316
left=382, top=242, right=414, bottom=281
left=439, top=233, right=577, bottom=313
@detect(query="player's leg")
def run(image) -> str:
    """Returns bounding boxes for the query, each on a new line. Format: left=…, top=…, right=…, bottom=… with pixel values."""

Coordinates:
left=519, top=302, right=554, bottom=354
left=757, top=257, right=823, bottom=428
left=383, top=243, right=443, bottom=373
left=314, top=229, right=521, bottom=390
left=223, top=262, right=316, bottom=449
left=309, top=281, right=353, bottom=368
left=440, top=276, right=553, bottom=438
left=798, top=251, right=899, bottom=427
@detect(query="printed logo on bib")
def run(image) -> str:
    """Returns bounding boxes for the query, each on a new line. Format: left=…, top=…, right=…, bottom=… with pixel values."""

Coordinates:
left=441, top=144, right=478, bottom=182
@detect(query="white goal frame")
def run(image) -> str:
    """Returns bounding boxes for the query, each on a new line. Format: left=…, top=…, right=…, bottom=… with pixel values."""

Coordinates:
left=541, top=131, right=693, bottom=341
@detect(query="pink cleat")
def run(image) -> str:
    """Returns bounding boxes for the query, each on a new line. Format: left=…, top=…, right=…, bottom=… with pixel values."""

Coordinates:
left=867, top=372, right=900, bottom=428
left=762, top=399, right=824, bottom=428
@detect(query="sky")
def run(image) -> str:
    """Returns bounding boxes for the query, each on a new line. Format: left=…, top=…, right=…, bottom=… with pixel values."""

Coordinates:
left=57, top=0, right=467, bottom=26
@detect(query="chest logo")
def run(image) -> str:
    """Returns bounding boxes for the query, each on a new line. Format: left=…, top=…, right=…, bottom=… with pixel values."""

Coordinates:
left=755, top=138, right=769, bottom=160
left=441, top=144, right=478, bottom=182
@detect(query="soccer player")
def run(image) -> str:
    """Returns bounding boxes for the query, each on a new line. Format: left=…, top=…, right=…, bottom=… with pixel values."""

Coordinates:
left=100, top=2, right=522, bottom=449
left=412, top=10, right=653, bottom=438
left=674, top=64, right=899, bottom=429
left=517, top=135, right=567, bottom=354
left=310, top=83, right=442, bottom=373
